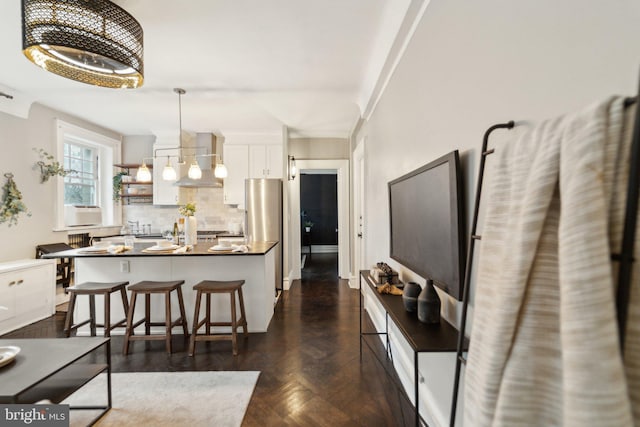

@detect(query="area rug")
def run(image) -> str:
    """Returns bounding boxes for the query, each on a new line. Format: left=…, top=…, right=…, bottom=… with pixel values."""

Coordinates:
left=62, top=371, right=260, bottom=427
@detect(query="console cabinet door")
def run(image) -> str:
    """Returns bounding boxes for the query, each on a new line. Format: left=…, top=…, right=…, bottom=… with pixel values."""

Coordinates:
left=0, top=261, right=55, bottom=336
left=0, top=276, right=16, bottom=322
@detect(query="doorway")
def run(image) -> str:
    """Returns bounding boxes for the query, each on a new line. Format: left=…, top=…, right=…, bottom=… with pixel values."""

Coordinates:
left=300, top=172, right=338, bottom=273
left=288, top=159, right=350, bottom=284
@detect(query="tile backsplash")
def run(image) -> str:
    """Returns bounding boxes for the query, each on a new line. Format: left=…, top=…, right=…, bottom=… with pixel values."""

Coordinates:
left=122, top=187, right=245, bottom=235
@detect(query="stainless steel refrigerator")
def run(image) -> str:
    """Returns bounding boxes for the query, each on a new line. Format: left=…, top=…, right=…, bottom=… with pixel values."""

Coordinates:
left=245, top=178, right=283, bottom=294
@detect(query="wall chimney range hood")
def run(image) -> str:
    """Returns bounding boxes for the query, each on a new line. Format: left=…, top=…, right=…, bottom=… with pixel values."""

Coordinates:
left=174, top=133, right=223, bottom=188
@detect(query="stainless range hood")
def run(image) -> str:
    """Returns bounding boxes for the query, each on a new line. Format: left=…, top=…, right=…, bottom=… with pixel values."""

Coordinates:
left=174, top=133, right=223, bottom=188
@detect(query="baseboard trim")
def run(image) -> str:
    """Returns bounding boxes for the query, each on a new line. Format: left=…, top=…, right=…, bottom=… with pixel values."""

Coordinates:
left=301, top=245, right=338, bottom=254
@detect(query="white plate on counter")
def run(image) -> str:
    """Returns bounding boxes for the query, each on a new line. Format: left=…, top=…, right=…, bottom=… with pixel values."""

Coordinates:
left=79, top=247, right=110, bottom=254
left=145, top=244, right=180, bottom=251
left=208, top=245, right=234, bottom=251
left=0, top=346, right=20, bottom=368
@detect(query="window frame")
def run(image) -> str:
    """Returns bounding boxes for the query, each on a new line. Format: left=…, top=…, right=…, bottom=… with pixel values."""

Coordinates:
left=63, top=139, right=100, bottom=206
left=54, top=119, right=122, bottom=230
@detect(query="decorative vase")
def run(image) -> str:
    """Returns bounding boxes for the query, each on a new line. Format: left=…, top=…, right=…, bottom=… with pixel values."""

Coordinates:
left=185, top=216, right=197, bottom=245
left=417, top=279, right=441, bottom=324
left=402, top=282, right=422, bottom=312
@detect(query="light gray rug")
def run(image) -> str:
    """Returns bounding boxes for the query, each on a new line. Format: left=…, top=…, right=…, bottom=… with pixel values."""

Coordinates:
left=62, top=371, right=260, bottom=427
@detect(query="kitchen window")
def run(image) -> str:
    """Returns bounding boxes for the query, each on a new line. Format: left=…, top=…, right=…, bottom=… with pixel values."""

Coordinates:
left=54, top=120, right=122, bottom=230
left=63, top=142, right=98, bottom=206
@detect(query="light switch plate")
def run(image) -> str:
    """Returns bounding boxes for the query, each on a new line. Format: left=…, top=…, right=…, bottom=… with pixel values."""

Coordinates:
left=120, top=260, right=129, bottom=273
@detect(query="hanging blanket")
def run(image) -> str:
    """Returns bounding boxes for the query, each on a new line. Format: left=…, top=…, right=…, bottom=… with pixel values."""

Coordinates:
left=464, top=96, right=639, bottom=426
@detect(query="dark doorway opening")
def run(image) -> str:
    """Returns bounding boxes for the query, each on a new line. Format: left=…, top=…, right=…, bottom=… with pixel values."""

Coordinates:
left=300, top=172, right=338, bottom=275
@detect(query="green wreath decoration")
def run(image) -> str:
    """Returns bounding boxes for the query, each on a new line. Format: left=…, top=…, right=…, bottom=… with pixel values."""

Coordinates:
left=0, top=173, right=31, bottom=227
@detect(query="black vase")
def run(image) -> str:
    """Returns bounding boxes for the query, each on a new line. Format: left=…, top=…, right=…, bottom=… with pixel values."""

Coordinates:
left=402, top=282, right=421, bottom=312
left=417, top=279, right=441, bottom=324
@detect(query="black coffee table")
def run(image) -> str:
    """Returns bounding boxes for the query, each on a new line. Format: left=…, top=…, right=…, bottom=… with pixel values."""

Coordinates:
left=0, top=338, right=111, bottom=425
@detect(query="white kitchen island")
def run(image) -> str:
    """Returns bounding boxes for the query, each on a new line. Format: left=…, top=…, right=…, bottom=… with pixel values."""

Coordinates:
left=47, top=242, right=278, bottom=335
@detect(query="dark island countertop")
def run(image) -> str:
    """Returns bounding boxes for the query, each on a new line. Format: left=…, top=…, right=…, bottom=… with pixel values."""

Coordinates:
left=42, top=241, right=278, bottom=258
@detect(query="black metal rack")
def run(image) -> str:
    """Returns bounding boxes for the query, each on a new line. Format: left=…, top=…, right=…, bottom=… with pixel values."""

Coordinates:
left=449, top=92, right=640, bottom=426
left=448, top=121, right=514, bottom=426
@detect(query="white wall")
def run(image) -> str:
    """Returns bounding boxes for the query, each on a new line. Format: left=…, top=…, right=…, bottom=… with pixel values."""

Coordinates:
left=0, top=103, right=122, bottom=262
left=354, top=1, right=640, bottom=425
left=122, top=135, right=154, bottom=163
left=289, top=137, right=349, bottom=159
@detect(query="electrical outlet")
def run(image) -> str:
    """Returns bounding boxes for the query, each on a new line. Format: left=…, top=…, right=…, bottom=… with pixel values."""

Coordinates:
left=120, top=260, right=129, bottom=273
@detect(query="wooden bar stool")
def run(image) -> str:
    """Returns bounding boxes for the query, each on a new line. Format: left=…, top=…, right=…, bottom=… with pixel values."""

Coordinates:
left=64, top=281, right=129, bottom=337
left=189, top=280, right=248, bottom=356
left=123, top=280, right=189, bottom=355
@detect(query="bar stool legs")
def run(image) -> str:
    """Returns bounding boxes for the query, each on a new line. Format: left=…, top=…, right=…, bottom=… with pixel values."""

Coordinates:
left=123, top=280, right=188, bottom=355
left=64, top=281, right=129, bottom=337
left=189, top=280, right=248, bottom=356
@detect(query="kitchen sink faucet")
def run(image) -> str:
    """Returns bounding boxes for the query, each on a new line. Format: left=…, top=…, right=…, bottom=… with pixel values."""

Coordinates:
left=128, top=220, right=140, bottom=235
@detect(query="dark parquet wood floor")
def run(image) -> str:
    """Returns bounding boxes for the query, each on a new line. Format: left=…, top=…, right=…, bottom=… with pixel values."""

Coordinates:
left=2, top=253, right=416, bottom=426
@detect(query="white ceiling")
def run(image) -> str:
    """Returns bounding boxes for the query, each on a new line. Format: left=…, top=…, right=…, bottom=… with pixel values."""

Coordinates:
left=0, top=0, right=413, bottom=139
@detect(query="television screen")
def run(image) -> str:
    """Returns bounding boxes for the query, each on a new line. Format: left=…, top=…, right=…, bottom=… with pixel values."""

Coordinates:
left=388, top=150, right=465, bottom=300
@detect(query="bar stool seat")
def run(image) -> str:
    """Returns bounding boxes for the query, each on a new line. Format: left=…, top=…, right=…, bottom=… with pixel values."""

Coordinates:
left=189, top=280, right=248, bottom=356
left=123, top=280, right=189, bottom=354
left=64, top=281, right=129, bottom=337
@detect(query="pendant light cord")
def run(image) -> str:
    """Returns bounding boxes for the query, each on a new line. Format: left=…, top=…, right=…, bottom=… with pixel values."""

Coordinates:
left=174, top=88, right=186, bottom=162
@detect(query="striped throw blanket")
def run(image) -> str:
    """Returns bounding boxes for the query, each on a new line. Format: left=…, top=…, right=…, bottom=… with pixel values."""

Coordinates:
left=464, top=97, right=640, bottom=426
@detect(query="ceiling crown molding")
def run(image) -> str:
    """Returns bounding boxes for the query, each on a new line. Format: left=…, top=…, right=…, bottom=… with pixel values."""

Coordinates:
left=0, top=83, right=34, bottom=119
left=357, top=0, right=431, bottom=124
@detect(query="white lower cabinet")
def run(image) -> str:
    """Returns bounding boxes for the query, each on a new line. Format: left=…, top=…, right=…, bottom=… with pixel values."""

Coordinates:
left=0, top=259, right=56, bottom=335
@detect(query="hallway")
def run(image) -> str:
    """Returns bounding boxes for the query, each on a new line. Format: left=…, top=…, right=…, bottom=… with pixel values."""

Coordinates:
left=2, top=254, right=415, bottom=426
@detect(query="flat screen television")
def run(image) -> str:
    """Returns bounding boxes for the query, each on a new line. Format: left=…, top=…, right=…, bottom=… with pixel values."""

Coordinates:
left=388, top=150, right=465, bottom=300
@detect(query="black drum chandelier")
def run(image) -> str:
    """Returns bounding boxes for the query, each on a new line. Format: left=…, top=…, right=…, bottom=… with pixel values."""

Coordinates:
left=22, top=0, right=144, bottom=88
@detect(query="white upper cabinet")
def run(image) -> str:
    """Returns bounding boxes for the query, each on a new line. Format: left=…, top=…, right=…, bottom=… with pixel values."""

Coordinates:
left=249, top=145, right=283, bottom=178
left=222, top=133, right=284, bottom=206
left=223, top=144, right=249, bottom=207
left=153, top=144, right=182, bottom=205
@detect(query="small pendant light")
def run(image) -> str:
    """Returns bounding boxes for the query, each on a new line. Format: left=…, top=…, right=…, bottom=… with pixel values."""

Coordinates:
left=162, top=157, right=176, bottom=181
left=136, top=161, right=152, bottom=182
left=188, top=160, right=202, bottom=179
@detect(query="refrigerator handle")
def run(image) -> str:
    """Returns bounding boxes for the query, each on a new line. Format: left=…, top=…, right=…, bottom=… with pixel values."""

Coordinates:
left=244, top=209, right=248, bottom=241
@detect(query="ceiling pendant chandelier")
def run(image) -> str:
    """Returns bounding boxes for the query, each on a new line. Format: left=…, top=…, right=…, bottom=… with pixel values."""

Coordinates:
left=21, top=0, right=144, bottom=88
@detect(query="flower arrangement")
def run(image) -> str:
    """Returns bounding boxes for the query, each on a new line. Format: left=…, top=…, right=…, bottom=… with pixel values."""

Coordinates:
left=178, top=202, right=196, bottom=217
left=33, top=148, right=76, bottom=183
left=0, top=173, right=31, bottom=226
